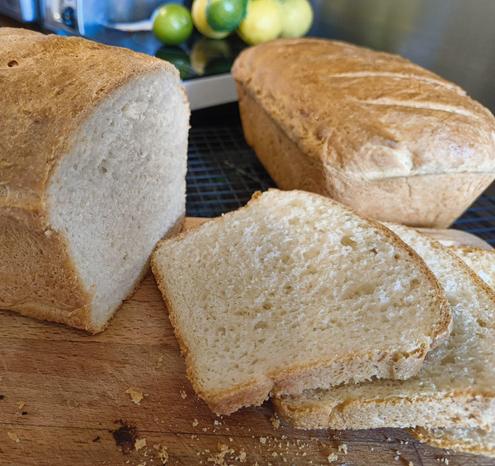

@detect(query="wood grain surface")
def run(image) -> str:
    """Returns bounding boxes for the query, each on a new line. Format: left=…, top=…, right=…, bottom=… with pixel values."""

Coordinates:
left=1, top=219, right=494, bottom=466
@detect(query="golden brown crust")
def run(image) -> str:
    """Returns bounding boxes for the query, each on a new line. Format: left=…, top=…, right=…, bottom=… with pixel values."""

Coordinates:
left=0, top=28, right=181, bottom=332
left=151, top=189, right=451, bottom=415
left=233, top=38, right=495, bottom=228
left=0, top=28, right=177, bottom=212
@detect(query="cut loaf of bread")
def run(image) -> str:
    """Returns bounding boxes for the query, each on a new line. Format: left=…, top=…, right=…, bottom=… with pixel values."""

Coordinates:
left=151, top=189, right=450, bottom=415
left=0, top=29, right=189, bottom=333
left=449, top=246, right=495, bottom=290
left=275, top=224, right=495, bottom=430
left=411, top=246, right=495, bottom=457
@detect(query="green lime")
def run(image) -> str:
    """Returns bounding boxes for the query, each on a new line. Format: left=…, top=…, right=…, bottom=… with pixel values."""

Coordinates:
left=155, top=46, right=195, bottom=79
left=238, top=0, right=282, bottom=45
left=192, top=0, right=230, bottom=38
left=153, top=4, right=193, bottom=45
left=279, top=0, right=313, bottom=38
left=206, top=0, right=247, bottom=33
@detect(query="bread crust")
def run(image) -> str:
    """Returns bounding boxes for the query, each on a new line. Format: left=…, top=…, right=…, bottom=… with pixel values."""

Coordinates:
left=233, top=38, right=495, bottom=228
left=151, top=189, right=451, bottom=415
left=274, top=242, right=495, bottom=431
left=0, top=28, right=182, bottom=332
left=411, top=427, right=495, bottom=458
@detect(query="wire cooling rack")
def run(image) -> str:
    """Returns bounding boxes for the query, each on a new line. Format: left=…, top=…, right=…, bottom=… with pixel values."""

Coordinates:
left=186, top=121, right=495, bottom=246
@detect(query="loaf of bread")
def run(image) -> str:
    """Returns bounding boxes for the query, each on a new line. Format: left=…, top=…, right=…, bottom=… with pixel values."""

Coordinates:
left=0, top=28, right=189, bottom=333
left=152, top=189, right=450, bottom=415
left=232, top=38, right=495, bottom=228
left=275, top=224, right=495, bottom=431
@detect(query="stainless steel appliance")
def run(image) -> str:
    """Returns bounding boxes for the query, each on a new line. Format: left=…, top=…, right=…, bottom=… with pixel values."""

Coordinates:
left=0, top=0, right=38, bottom=21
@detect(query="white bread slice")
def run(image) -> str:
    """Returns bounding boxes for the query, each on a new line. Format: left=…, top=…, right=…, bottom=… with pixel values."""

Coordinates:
left=275, top=223, right=495, bottom=430
left=151, top=189, right=450, bottom=415
left=412, top=426, right=495, bottom=458
left=411, top=246, right=495, bottom=458
left=448, top=246, right=495, bottom=290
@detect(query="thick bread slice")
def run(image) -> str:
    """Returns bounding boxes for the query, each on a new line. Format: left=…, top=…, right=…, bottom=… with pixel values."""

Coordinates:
left=151, top=189, right=450, bottom=415
left=411, top=247, right=495, bottom=457
left=275, top=224, right=495, bottom=430
left=448, top=246, right=495, bottom=290
left=0, top=28, right=189, bottom=332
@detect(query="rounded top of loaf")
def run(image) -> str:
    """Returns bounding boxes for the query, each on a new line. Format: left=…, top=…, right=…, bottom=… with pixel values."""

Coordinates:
left=232, top=38, right=495, bottom=179
left=0, top=28, right=182, bottom=211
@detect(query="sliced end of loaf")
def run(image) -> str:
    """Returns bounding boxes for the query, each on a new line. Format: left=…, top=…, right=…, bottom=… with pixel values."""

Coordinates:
left=47, top=70, right=189, bottom=332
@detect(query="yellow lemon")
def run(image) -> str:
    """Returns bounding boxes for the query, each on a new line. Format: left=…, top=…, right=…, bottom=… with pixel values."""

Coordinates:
left=238, top=0, right=282, bottom=45
left=279, top=0, right=313, bottom=38
left=192, top=0, right=230, bottom=39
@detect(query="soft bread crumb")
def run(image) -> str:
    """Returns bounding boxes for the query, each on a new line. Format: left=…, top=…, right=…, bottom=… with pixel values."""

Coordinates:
left=157, top=446, right=169, bottom=464
left=7, top=432, right=20, bottom=443
left=180, top=390, right=187, bottom=400
left=135, top=438, right=147, bottom=451
left=327, top=453, right=338, bottom=463
left=125, top=387, right=144, bottom=405
left=338, top=443, right=348, bottom=454
left=271, top=415, right=281, bottom=429
left=192, top=418, right=199, bottom=427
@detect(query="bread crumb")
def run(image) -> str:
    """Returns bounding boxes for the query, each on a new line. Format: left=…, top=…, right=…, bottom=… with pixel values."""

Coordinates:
left=137, top=463, right=146, bottom=466
left=207, top=443, right=233, bottom=465
left=125, top=387, right=144, bottom=405
left=270, top=415, right=281, bottom=429
left=157, top=446, right=168, bottom=464
left=259, top=437, right=267, bottom=445
left=180, top=390, right=187, bottom=399
left=135, top=438, right=147, bottom=451
left=408, top=462, right=414, bottom=466
left=213, top=420, right=221, bottom=427
left=327, top=453, right=338, bottom=463
left=238, top=450, right=247, bottom=462
left=155, top=355, right=165, bottom=369
left=7, top=432, right=20, bottom=443
left=394, top=456, right=400, bottom=461
left=17, top=401, right=26, bottom=410
left=192, top=418, right=199, bottom=427
left=338, top=443, right=348, bottom=454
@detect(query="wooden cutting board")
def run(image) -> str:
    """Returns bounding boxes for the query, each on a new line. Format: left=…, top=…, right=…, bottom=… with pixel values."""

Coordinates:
left=0, top=218, right=493, bottom=466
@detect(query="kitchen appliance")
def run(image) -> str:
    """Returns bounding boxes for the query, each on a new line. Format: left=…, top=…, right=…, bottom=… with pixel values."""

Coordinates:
left=0, top=0, right=38, bottom=21
left=36, top=0, right=238, bottom=110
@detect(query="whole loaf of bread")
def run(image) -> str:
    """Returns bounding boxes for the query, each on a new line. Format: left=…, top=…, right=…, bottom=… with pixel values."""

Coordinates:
left=0, top=28, right=189, bottom=333
left=233, top=38, right=495, bottom=228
